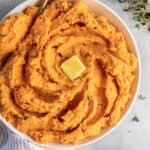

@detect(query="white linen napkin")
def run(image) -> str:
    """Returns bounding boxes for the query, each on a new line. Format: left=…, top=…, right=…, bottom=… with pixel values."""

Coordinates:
left=1, top=126, right=74, bottom=150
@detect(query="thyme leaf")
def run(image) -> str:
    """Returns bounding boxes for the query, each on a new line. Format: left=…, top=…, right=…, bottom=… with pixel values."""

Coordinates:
left=24, top=116, right=29, bottom=120
left=87, top=96, right=91, bottom=106
left=132, top=115, right=139, bottom=122
left=119, top=0, right=150, bottom=31
left=138, top=94, right=147, bottom=100
left=84, top=52, right=91, bottom=58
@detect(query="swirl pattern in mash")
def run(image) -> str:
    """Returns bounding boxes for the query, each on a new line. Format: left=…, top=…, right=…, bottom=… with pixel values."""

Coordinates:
left=0, top=0, right=137, bottom=144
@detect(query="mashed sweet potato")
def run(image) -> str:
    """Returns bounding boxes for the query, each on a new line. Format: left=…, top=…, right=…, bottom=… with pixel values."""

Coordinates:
left=0, top=0, right=137, bottom=144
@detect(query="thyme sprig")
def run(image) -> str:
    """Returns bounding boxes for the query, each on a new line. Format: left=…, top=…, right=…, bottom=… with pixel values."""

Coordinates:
left=118, top=0, right=150, bottom=31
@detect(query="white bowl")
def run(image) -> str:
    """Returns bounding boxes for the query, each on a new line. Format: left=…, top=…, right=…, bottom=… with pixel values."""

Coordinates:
left=0, top=0, right=141, bottom=149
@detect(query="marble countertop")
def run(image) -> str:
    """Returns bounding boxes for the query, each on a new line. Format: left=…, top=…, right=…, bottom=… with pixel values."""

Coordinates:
left=0, top=0, right=150, bottom=150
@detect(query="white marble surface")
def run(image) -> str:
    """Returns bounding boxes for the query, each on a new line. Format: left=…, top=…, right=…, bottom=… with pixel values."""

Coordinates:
left=0, top=0, right=150, bottom=150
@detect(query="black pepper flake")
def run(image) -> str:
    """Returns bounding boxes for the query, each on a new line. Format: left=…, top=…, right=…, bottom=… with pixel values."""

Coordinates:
left=124, top=8, right=129, bottom=11
left=87, top=96, right=91, bottom=106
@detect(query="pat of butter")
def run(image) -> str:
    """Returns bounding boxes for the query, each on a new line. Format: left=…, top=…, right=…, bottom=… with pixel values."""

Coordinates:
left=61, top=55, right=86, bottom=81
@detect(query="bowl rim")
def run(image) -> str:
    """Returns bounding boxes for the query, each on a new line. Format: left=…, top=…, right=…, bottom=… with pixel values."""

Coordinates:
left=0, top=0, right=141, bottom=149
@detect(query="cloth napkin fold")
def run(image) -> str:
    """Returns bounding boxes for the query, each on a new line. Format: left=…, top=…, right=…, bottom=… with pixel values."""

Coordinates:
left=1, top=126, right=74, bottom=150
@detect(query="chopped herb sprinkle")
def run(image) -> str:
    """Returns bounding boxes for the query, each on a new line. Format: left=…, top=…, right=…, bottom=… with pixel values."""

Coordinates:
left=87, top=96, right=91, bottom=106
left=118, top=0, right=126, bottom=3
left=24, top=116, right=29, bottom=120
left=119, top=0, right=150, bottom=31
left=84, top=52, right=91, bottom=58
left=132, top=115, right=139, bottom=122
left=37, top=0, right=49, bottom=16
left=138, top=94, right=147, bottom=100
left=135, top=23, right=140, bottom=29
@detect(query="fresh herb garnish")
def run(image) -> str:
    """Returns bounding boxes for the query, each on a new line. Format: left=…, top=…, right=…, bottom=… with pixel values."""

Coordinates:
left=37, top=0, right=49, bottom=16
left=24, top=116, right=29, bottom=120
left=118, top=0, right=126, bottom=3
left=138, top=94, right=147, bottom=100
left=84, top=52, right=91, bottom=58
left=124, top=8, right=130, bottom=11
left=87, top=96, right=91, bottom=106
left=135, top=23, right=140, bottom=29
left=119, top=0, right=150, bottom=31
left=0, top=34, right=7, bottom=38
left=132, top=115, right=139, bottom=122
